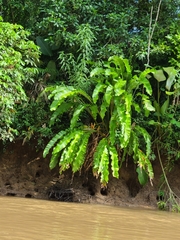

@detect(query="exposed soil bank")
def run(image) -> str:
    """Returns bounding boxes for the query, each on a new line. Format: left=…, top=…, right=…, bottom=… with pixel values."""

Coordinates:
left=0, top=140, right=180, bottom=209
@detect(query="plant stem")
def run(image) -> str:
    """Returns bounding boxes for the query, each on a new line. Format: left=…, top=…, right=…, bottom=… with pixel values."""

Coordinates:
left=147, top=0, right=162, bottom=67
left=157, top=145, right=179, bottom=210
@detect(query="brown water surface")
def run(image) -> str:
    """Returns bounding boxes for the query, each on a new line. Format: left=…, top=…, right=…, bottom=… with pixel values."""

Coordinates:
left=0, top=196, right=180, bottom=239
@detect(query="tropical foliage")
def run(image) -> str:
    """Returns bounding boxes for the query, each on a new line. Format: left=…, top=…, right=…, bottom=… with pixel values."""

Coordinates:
left=43, top=56, right=155, bottom=185
left=0, top=17, right=40, bottom=141
left=0, top=0, right=180, bottom=197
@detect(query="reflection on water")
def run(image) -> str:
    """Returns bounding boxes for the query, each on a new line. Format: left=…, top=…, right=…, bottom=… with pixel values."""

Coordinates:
left=0, top=196, right=180, bottom=240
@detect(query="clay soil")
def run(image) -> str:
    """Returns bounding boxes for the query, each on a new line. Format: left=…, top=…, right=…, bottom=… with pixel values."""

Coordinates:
left=0, top=140, right=180, bottom=209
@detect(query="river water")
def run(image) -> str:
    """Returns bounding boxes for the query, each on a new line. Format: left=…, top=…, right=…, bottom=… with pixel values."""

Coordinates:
left=0, top=196, right=180, bottom=240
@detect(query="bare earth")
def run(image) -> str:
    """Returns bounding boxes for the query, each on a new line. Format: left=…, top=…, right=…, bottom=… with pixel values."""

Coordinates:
left=0, top=140, right=180, bottom=209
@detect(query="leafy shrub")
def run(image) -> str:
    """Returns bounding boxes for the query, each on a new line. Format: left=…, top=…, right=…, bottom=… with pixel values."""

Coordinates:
left=43, top=56, right=155, bottom=186
left=0, top=17, right=40, bottom=141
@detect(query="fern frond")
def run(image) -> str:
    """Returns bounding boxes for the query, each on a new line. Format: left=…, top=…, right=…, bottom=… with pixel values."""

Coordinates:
left=76, top=89, right=93, bottom=103
left=104, top=68, right=118, bottom=78
left=136, top=166, right=148, bottom=185
left=132, top=102, right=141, bottom=113
left=52, top=130, right=78, bottom=155
left=100, top=92, right=111, bottom=119
left=109, top=145, right=119, bottom=178
left=70, top=104, right=86, bottom=129
left=104, top=84, right=113, bottom=104
left=114, top=80, right=126, bottom=96
left=59, top=148, right=69, bottom=173
left=89, top=104, right=99, bottom=121
left=134, top=126, right=152, bottom=157
left=108, top=56, right=125, bottom=76
left=59, top=131, right=84, bottom=172
left=139, top=69, right=153, bottom=95
left=43, top=130, right=67, bottom=157
left=50, top=100, right=60, bottom=111
left=98, top=144, right=109, bottom=184
left=72, top=132, right=91, bottom=172
left=49, top=152, right=61, bottom=170
left=92, top=82, right=106, bottom=104
left=137, top=149, right=154, bottom=181
left=49, top=86, right=78, bottom=109
left=109, top=110, right=118, bottom=145
left=122, top=58, right=132, bottom=79
left=114, top=98, right=131, bottom=148
left=140, top=93, right=155, bottom=112
left=50, top=102, right=72, bottom=126
left=90, top=67, right=104, bottom=77
left=127, top=75, right=139, bottom=92
left=131, top=130, right=139, bottom=162
left=122, top=93, right=132, bottom=144
left=93, top=138, right=107, bottom=172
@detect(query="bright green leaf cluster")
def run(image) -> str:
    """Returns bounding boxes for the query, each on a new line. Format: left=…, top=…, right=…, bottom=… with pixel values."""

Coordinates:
left=44, top=56, right=155, bottom=186
left=0, top=18, right=40, bottom=141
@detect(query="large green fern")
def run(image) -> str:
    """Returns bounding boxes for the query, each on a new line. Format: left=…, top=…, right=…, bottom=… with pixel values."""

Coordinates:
left=43, top=56, right=155, bottom=186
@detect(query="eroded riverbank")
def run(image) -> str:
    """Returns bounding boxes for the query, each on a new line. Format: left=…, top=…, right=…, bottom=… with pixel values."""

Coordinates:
left=0, top=140, right=180, bottom=209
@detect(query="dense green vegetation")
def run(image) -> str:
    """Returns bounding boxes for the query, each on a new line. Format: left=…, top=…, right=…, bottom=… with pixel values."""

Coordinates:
left=0, top=0, right=180, bottom=210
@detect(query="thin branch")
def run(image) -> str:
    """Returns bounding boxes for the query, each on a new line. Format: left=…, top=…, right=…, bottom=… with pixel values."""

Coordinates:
left=147, top=0, right=162, bottom=67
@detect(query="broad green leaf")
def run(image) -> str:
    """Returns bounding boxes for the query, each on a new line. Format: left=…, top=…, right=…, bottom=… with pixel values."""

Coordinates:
left=98, top=144, right=109, bottom=184
left=77, top=89, right=93, bottom=103
left=136, top=166, right=148, bottom=185
left=49, top=152, right=60, bottom=169
left=131, top=131, right=139, bottom=161
left=123, top=58, right=132, bottom=78
left=92, top=82, right=106, bottom=103
left=108, top=56, right=125, bottom=77
left=153, top=100, right=161, bottom=115
left=134, top=126, right=151, bottom=157
left=89, top=104, right=98, bottom=121
left=72, top=132, right=91, bottom=172
left=165, top=91, right=174, bottom=96
left=127, top=75, right=139, bottom=92
left=170, top=119, right=180, bottom=128
left=139, top=72, right=153, bottom=95
left=143, top=99, right=155, bottom=112
left=132, top=102, right=141, bottom=113
left=93, top=138, right=107, bottom=172
left=70, top=104, right=86, bottom=129
left=109, top=110, right=118, bottom=145
left=100, top=85, right=113, bottom=119
left=100, top=98, right=109, bottom=119
left=50, top=102, right=72, bottom=126
left=163, top=67, right=177, bottom=91
left=59, top=148, right=69, bottom=172
left=90, top=67, right=104, bottom=77
left=63, top=131, right=83, bottom=164
left=148, top=120, right=158, bottom=125
left=52, top=130, right=77, bottom=155
left=105, top=68, right=118, bottom=78
left=109, top=145, right=119, bottom=178
left=137, top=149, right=154, bottom=181
left=153, top=69, right=166, bottom=82
left=36, top=36, right=53, bottom=56
left=43, top=130, right=67, bottom=157
left=50, top=100, right=61, bottom=111
left=114, top=99, right=128, bottom=148
left=53, top=87, right=77, bottom=102
left=160, top=98, right=169, bottom=115
left=46, top=60, right=57, bottom=79
left=114, top=80, right=126, bottom=96
left=125, top=93, right=132, bottom=112
left=104, top=84, right=113, bottom=104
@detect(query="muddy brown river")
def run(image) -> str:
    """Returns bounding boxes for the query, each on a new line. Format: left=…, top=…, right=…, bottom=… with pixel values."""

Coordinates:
left=0, top=196, right=180, bottom=239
